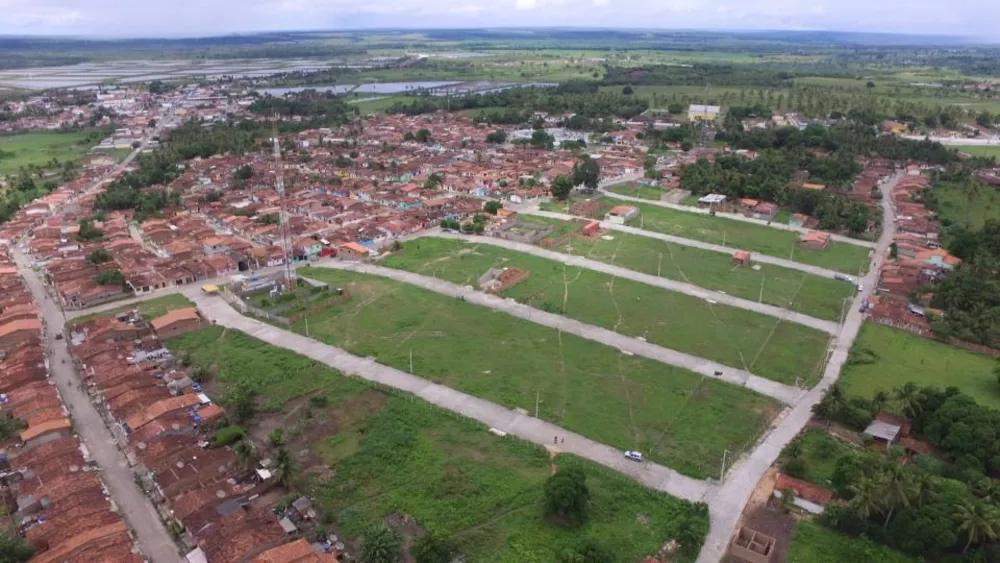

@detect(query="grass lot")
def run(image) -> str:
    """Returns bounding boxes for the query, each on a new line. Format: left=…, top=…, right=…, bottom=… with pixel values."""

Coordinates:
left=283, top=267, right=779, bottom=478
left=0, top=131, right=99, bottom=176
left=781, top=430, right=854, bottom=487
left=527, top=216, right=854, bottom=321
left=541, top=196, right=872, bottom=275
left=841, top=324, right=1000, bottom=409
left=168, top=327, right=709, bottom=561
left=954, top=145, right=1000, bottom=160
left=605, top=182, right=669, bottom=201
left=933, top=180, right=1000, bottom=231
left=788, top=521, right=918, bottom=563
left=385, top=238, right=830, bottom=386
left=67, top=293, right=194, bottom=328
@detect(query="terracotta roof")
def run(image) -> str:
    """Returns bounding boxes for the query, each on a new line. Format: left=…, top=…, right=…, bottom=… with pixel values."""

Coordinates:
left=340, top=242, right=370, bottom=254
left=253, top=539, right=338, bottom=562
left=0, top=318, right=42, bottom=337
left=150, top=307, right=200, bottom=332
left=125, top=393, right=202, bottom=431
left=20, top=417, right=72, bottom=442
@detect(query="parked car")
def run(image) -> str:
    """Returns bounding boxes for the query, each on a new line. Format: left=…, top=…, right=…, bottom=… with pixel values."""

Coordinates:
left=857, top=282, right=864, bottom=292
left=54, top=333, right=63, bottom=340
left=624, top=450, right=644, bottom=462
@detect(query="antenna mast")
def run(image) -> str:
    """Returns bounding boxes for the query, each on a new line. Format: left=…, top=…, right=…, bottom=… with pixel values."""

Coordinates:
left=271, top=117, right=296, bottom=289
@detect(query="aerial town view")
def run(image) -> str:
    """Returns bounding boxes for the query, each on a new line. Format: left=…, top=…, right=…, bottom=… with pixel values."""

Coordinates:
left=2, top=5, right=1000, bottom=563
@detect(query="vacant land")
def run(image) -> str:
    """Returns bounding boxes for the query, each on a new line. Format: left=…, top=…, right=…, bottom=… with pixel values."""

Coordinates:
left=542, top=196, right=872, bottom=275
left=385, top=238, right=830, bottom=386
left=840, top=324, right=1000, bottom=409
left=67, top=293, right=194, bottom=328
left=954, top=145, right=1000, bottom=160
left=282, top=267, right=779, bottom=478
left=932, top=180, right=1000, bottom=231
left=780, top=430, right=854, bottom=486
left=605, top=182, right=669, bottom=201
left=529, top=216, right=854, bottom=321
left=788, top=521, right=918, bottom=563
left=168, top=326, right=709, bottom=561
left=0, top=131, right=98, bottom=175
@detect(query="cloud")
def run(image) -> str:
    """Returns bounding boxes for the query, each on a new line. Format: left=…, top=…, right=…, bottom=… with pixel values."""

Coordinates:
left=0, top=0, right=996, bottom=39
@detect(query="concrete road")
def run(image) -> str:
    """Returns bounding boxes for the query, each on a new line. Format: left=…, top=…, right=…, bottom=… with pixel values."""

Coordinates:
left=694, top=171, right=901, bottom=563
left=312, top=261, right=804, bottom=404
left=597, top=188, right=878, bottom=249
left=523, top=208, right=851, bottom=279
left=428, top=232, right=840, bottom=336
left=12, top=249, right=181, bottom=563
left=189, top=292, right=714, bottom=504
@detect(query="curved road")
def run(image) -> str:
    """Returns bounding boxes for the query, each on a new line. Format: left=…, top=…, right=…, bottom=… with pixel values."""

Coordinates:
left=310, top=261, right=803, bottom=404
left=523, top=208, right=850, bottom=280
left=429, top=232, right=839, bottom=336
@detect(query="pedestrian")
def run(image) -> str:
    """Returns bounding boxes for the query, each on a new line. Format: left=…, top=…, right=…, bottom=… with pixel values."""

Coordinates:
left=554, top=436, right=557, bottom=444
left=561, top=437, right=565, bottom=444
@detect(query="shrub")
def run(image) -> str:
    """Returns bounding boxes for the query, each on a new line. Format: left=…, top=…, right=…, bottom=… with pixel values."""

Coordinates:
left=783, top=457, right=808, bottom=479
left=213, top=425, right=246, bottom=448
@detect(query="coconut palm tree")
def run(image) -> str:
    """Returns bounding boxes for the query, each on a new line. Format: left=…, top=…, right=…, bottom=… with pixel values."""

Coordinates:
left=955, top=500, right=1000, bottom=553
left=893, top=383, right=923, bottom=419
left=871, top=390, right=890, bottom=415
left=880, top=464, right=915, bottom=528
left=849, top=477, right=884, bottom=520
left=233, top=439, right=256, bottom=470
left=911, top=472, right=935, bottom=508
left=273, top=447, right=297, bottom=487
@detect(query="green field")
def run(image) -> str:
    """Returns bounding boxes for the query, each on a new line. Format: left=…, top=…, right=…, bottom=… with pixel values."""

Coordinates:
left=933, top=179, right=1000, bottom=231
left=542, top=196, right=872, bottom=275
left=528, top=216, right=854, bottom=321
left=605, top=182, right=670, bottom=201
left=0, top=131, right=100, bottom=176
left=788, top=521, right=918, bottom=563
left=954, top=145, right=1000, bottom=159
left=841, top=324, right=1000, bottom=409
left=780, top=430, right=854, bottom=486
left=279, top=267, right=779, bottom=478
left=385, top=238, right=830, bottom=386
left=67, top=293, right=194, bottom=328
left=168, top=326, right=709, bottom=562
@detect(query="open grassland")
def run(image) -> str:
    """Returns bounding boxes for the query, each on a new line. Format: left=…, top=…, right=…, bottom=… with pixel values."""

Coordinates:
left=541, top=196, right=872, bottom=275
left=528, top=216, right=854, bottom=321
left=67, top=293, right=194, bottom=328
left=385, top=237, right=830, bottom=386
left=283, top=267, right=779, bottom=478
left=168, top=326, right=709, bottom=562
left=0, top=131, right=99, bottom=175
left=788, top=521, right=918, bottom=563
left=932, top=180, right=1000, bottom=231
left=605, top=182, right=670, bottom=201
left=954, top=145, right=1000, bottom=159
left=841, top=324, right=1000, bottom=409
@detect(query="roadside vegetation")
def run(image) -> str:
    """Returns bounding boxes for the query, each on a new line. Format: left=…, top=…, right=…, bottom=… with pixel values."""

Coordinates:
left=66, top=293, right=194, bottom=328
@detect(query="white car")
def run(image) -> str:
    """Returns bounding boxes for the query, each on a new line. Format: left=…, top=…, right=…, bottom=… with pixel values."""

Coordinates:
left=857, top=282, right=864, bottom=292
left=624, top=450, right=644, bottom=462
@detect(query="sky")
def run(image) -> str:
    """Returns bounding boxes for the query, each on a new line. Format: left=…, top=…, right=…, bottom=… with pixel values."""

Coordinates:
left=0, top=0, right=997, bottom=39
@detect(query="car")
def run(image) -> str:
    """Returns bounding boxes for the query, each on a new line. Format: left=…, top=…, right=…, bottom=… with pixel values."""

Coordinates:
left=857, top=282, right=864, bottom=292
left=54, top=333, right=63, bottom=340
left=624, top=450, right=644, bottom=462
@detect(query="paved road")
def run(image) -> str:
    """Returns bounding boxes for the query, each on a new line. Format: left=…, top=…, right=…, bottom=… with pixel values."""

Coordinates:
left=12, top=249, right=181, bottom=563
left=524, top=208, right=851, bottom=280
left=313, top=261, right=803, bottom=404
left=694, top=170, right=901, bottom=563
left=189, top=291, right=714, bottom=504
left=597, top=188, right=878, bottom=249
left=428, top=232, right=840, bottom=335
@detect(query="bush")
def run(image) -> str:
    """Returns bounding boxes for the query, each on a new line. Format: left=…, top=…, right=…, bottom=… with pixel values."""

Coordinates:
left=213, top=425, right=246, bottom=447
left=783, top=457, right=808, bottom=479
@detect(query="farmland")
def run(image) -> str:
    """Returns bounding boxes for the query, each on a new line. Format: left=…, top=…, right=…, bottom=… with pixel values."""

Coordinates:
left=167, top=326, right=710, bottom=562
left=384, top=237, right=830, bottom=386
left=527, top=215, right=855, bottom=321
left=275, top=267, right=780, bottom=478
left=541, top=196, right=872, bottom=275
left=0, top=131, right=100, bottom=176
left=67, top=293, right=194, bottom=328
left=840, top=324, right=1000, bottom=409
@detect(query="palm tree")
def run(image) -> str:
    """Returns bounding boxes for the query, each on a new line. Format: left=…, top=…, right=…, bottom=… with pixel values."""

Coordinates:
left=871, top=390, right=890, bottom=415
left=849, top=477, right=884, bottom=520
left=233, top=440, right=256, bottom=470
left=273, top=447, right=296, bottom=487
left=955, top=500, right=1000, bottom=553
left=893, top=383, right=923, bottom=418
left=973, top=479, right=1000, bottom=507
left=911, top=472, right=935, bottom=508
left=880, top=465, right=915, bottom=528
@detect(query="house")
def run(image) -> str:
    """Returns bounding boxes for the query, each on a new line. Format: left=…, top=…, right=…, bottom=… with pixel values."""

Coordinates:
left=774, top=473, right=834, bottom=514
left=149, top=307, right=203, bottom=339
left=339, top=242, right=374, bottom=261
left=863, top=418, right=901, bottom=446
left=733, top=250, right=752, bottom=266
left=688, top=104, right=721, bottom=122
left=752, top=202, right=780, bottom=221
left=730, top=526, right=776, bottom=563
left=799, top=231, right=831, bottom=250
left=0, top=318, right=42, bottom=349
left=604, top=205, right=639, bottom=225
left=800, top=183, right=826, bottom=192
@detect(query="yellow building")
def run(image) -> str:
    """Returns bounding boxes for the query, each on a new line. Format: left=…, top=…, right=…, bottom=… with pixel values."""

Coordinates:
left=688, top=104, right=721, bottom=122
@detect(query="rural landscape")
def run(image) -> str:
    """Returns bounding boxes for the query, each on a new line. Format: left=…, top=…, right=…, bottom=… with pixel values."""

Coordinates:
left=1, top=22, right=1000, bottom=563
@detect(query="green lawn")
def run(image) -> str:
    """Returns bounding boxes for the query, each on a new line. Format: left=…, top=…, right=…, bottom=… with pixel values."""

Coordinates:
left=841, top=324, right=1000, bottom=409
left=542, top=196, right=872, bottom=275
left=67, top=293, right=194, bottom=328
left=528, top=216, right=854, bottom=321
left=280, top=267, right=779, bottom=478
left=605, top=182, right=669, bottom=201
left=168, top=326, right=710, bottom=562
left=0, top=131, right=100, bottom=176
left=933, top=180, right=1000, bottom=231
left=781, top=430, right=854, bottom=487
left=385, top=238, right=830, bottom=386
left=954, top=145, right=1000, bottom=160
left=788, top=521, right=918, bottom=563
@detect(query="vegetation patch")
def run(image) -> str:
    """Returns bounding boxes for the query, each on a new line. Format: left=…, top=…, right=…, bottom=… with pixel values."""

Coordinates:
left=67, top=293, right=195, bottom=328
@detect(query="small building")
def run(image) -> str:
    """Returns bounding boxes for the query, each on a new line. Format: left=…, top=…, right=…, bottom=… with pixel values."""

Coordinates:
left=774, top=473, right=834, bottom=514
left=799, top=231, right=831, bottom=250
left=688, top=104, right=721, bottom=122
left=697, top=193, right=727, bottom=206
left=604, top=205, right=640, bottom=225
left=733, top=250, right=752, bottom=266
left=730, top=526, right=776, bottom=563
left=149, top=307, right=203, bottom=339
left=581, top=221, right=601, bottom=237
left=863, top=419, right=902, bottom=446
left=339, top=242, right=374, bottom=261
left=752, top=202, right=780, bottom=221
left=801, top=182, right=827, bottom=191
left=0, top=318, right=42, bottom=349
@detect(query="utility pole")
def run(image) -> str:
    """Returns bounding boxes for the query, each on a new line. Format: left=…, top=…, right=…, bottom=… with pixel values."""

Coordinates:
left=720, top=449, right=730, bottom=482
left=658, top=253, right=662, bottom=278
left=758, top=277, right=765, bottom=303
left=535, top=390, right=540, bottom=418
left=409, top=349, right=414, bottom=374
left=304, top=316, right=309, bottom=338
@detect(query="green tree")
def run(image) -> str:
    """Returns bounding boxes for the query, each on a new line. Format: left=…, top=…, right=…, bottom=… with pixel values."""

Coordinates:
left=233, top=164, right=254, bottom=181
left=233, top=439, right=256, bottom=470
left=486, top=130, right=507, bottom=144
left=269, top=428, right=284, bottom=447
left=273, top=446, right=297, bottom=487
left=412, top=532, right=457, bottom=563
left=955, top=500, right=1000, bottom=553
left=0, top=533, right=35, bottom=562
left=544, top=467, right=590, bottom=527
left=550, top=175, right=574, bottom=201
left=880, top=464, right=915, bottom=528
left=483, top=201, right=503, bottom=215
left=622, top=85, right=634, bottom=95
left=849, top=477, right=884, bottom=520
left=96, top=269, right=124, bottom=286
left=87, top=248, right=112, bottom=264
left=360, top=524, right=403, bottom=563
left=890, top=242, right=898, bottom=258
left=530, top=129, right=554, bottom=149
left=558, top=539, right=614, bottom=563
left=415, top=128, right=432, bottom=143
left=77, top=218, right=104, bottom=241
left=667, top=103, right=684, bottom=115
left=893, top=383, right=923, bottom=418
left=572, top=155, right=601, bottom=191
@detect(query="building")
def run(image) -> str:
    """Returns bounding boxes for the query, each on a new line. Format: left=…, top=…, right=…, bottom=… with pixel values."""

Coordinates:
left=733, top=250, right=752, bottom=266
left=799, top=231, right=831, bottom=250
left=338, top=242, right=374, bottom=261
left=0, top=318, right=42, bottom=349
left=604, top=205, right=640, bottom=225
left=688, top=104, right=721, bottom=122
left=149, top=307, right=203, bottom=339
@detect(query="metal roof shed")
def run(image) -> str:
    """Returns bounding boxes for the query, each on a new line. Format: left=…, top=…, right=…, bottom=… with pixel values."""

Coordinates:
left=864, top=420, right=901, bottom=443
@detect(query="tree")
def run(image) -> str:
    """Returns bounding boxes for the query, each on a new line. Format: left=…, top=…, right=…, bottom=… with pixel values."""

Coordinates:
left=955, top=500, right=1000, bottom=553
left=483, top=201, right=503, bottom=215
left=550, top=176, right=574, bottom=201
left=622, top=85, right=634, bottom=95
left=867, top=81, right=876, bottom=90
left=872, top=390, right=890, bottom=415
left=558, top=539, right=614, bottom=563
left=681, top=140, right=694, bottom=152
left=893, top=383, right=923, bottom=418
left=77, top=218, right=104, bottom=241
left=544, top=467, right=590, bottom=527
left=269, top=428, right=284, bottom=447
left=667, top=103, right=685, bottom=115
left=273, top=446, right=297, bottom=486
left=402, top=131, right=415, bottom=142
left=233, top=164, right=254, bottom=181
left=0, top=533, right=35, bottom=562
left=890, top=242, right=898, bottom=258
left=96, top=269, right=124, bottom=286
left=880, top=463, right=915, bottom=528
left=486, top=130, right=507, bottom=144
left=87, top=248, right=112, bottom=264
left=360, top=524, right=403, bottom=563
left=423, top=173, right=443, bottom=190
left=233, top=439, right=256, bottom=469
left=415, top=128, right=432, bottom=143
left=530, top=129, right=554, bottom=149
left=412, top=533, right=457, bottom=563
left=572, top=156, right=601, bottom=191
